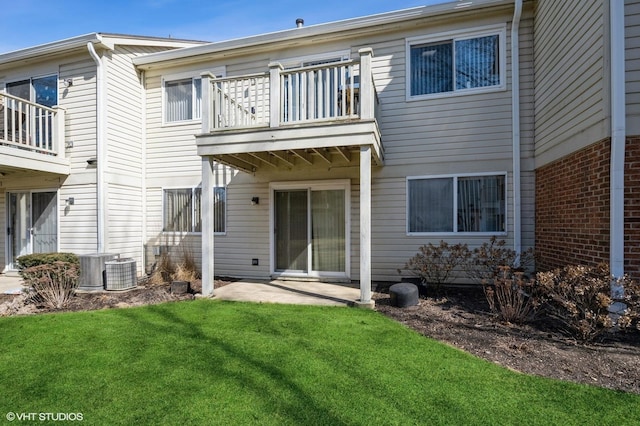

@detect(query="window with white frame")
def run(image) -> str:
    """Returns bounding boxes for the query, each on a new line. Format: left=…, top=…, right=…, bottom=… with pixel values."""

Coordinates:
left=163, top=187, right=226, bottom=233
left=164, top=78, right=202, bottom=123
left=407, top=174, right=506, bottom=234
left=407, top=26, right=505, bottom=98
left=162, top=68, right=224, bottom=124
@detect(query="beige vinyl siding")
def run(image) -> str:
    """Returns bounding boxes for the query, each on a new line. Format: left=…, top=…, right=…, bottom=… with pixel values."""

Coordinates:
left=58, top=56, right=100, bottom=254
left=107, top=184, right=143, bottom=265
left=534, top=0, right=608, bottom=167
left=141, top=6, right=534, bottom=282
left=59, top=184, right=98, bottom=253
left=627, top=0, right=640, bottom=135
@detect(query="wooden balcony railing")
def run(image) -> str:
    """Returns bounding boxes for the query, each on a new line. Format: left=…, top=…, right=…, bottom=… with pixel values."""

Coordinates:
left=0, top=92, right=65, bottom=158
left=201, top=48, right=376, bottom=133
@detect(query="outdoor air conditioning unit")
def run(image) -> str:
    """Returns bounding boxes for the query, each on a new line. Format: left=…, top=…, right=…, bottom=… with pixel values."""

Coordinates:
left=105, top=258, right=137, bottom=291
left=78, top=253, right=118, bottom=291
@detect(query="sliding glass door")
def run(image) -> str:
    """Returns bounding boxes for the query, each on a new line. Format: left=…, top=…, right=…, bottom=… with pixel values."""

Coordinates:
left=273, top=182, right=349, bottom=278
left=7, top=191, right=57, bottom=269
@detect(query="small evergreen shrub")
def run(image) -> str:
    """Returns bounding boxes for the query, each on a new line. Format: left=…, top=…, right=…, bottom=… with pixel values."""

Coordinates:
left=16, top=252, right=79, bottom=271
left=21, top=261, right=79, bottom=309
left=398, top=241, right=471, bottom=293
left=536, top=263, right=638, bottom=342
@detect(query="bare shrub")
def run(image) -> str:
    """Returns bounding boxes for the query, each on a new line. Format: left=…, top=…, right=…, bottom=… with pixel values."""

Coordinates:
left=536, top=263, right=637, bottom=342
left=172, top=247, right=200, bottom=283
left=483, top=266, right=538, bottom=323
left=21, top=261, right=79, bottom=309
left=399, top=241, right=471, bottom=293
left=148, top=252, right=173, bottom=286
left=466, top=236, right=535, bottom=284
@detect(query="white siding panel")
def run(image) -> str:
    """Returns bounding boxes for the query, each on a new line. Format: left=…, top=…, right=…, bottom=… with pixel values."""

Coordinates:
left=534, top=0, right=608, bottom=166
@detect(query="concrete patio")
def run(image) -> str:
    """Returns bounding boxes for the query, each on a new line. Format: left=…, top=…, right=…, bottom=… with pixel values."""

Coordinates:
left=1, top=274, right=376, bottom=308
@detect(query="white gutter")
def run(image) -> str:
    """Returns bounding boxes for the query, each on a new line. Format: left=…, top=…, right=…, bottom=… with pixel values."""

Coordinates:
left=610, top=0, right=625, bottom=287
left=87, top=41, right=107, bottom=253
left=511, top=0, right=522, bottom=261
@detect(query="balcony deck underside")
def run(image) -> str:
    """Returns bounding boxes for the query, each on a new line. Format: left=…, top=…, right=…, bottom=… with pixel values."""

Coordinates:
left=0, top=145, right=70, bottom=175
left=196, top=119, right=382, bottom=173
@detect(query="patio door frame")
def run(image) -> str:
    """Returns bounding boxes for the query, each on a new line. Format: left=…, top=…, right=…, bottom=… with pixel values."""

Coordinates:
left=5, top=189, right=59, bottom=270
left=269, top=179, right=351, bottom=280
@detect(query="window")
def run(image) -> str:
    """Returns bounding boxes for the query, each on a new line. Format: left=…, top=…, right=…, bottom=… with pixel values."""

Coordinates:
left=164, top=78, right=202, bottom=123
left=163, top=187, right=226, bottom=233
left=407, top=27, right=505, bottom=98
left=407, top=174, right=506, bottom=234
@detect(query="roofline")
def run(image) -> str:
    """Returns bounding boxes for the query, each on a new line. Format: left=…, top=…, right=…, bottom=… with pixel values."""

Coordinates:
left=0, top=33, right=207, bottom=66
left=133, top=0, right=513, bottom=68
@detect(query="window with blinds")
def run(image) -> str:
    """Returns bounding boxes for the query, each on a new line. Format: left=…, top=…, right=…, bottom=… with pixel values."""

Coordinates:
left=407, top=27, right=504, bottom=98
left=163, top=187, right=226, bottom=233
left=164, top=78, right=202, bottom=123
left=407, top=174, right=506, bottom=234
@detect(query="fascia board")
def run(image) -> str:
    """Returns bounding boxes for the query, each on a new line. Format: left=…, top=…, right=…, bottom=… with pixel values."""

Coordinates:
left=133, top=0, right=512, bottom=69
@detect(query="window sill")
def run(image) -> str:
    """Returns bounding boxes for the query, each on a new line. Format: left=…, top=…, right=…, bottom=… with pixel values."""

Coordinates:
left=406, top=231, right=508, bottom=237
left=406, top=84, right=506, bottom=103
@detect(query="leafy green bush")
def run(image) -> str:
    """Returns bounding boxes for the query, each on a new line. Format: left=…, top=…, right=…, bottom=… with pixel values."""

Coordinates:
left=536, top=263, right=638, bottom=342
left=465, top=237, right=535, bottom=284
left=398, top=241, right=471, bottom=293
left=16, top=252, right=79, bottom=271
left=21, top=261, right=80, bottom=309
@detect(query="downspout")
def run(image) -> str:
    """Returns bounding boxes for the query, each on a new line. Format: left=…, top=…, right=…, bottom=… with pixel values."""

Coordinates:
left=511, top=0, right=523, bottom=261
left=140, top=70, right=148, bottom=273
left=87, top=41, right=106, bottom=253
left=610, top=0, right=625, bottom=292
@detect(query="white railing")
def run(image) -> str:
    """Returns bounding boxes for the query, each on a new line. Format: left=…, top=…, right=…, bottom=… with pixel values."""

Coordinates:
left=280, top=61, right=359, bottom=123
left=210, top=73, right=269, bottom=129
left=0, top=92, right=65, bottom=157
left=201, top=48, right=376, bottom=133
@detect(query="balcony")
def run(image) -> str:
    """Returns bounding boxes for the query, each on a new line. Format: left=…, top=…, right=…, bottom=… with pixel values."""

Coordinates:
left=196, top=48, right=383, bottom=173
left=0, top=93, right=69, bottom=175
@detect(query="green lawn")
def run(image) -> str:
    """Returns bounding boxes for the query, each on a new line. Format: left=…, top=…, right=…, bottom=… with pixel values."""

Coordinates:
left=0, top=300, right=638, bottom=425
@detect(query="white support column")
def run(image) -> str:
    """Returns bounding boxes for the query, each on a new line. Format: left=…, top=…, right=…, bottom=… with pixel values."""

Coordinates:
left=357, top=145, right=374, bottom=308
left=53, top=106, right=66, bottom=159
left=201, top=156, right=215, bottom=296
left=268, top=62, right=283, bottom=128
left=358, top=48, right=374, bottom=120
left=200, top=72, right=215, bottom=133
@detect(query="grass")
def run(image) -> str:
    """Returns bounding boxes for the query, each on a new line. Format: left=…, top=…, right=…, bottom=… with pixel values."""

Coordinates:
left=0, top=300, right=638, bottom=425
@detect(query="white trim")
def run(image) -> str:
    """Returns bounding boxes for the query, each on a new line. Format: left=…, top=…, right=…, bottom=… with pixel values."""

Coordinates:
left=610, top=0, right=626, bottom=279
left=269, top=179, right=351, bottom=280
left=406, top=172, right=508, bottom=236
left=511, top=0, right=523, bottom=260
left=277, top=50, right=351, bottom=69
left=405, top=24, right=507, bottom=102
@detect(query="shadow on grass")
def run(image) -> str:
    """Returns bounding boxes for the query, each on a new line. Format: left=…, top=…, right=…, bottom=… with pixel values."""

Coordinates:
left=111, top=301, right=348, bottom=424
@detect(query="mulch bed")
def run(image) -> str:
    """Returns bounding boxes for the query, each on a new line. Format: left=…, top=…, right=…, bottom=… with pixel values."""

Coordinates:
left=373, top=286, right=640, bottom=395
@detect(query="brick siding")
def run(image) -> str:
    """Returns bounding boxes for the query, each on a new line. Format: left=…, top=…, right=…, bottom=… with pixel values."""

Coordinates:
left=535, top=137, right=640, bottom=281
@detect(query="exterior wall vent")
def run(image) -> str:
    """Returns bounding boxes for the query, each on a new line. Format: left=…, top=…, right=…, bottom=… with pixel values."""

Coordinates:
left=105, top=258, right=137, bottom=291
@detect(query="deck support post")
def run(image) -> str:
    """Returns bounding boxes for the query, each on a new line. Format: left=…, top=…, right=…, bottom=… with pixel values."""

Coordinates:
left=201, top=156, right=215, bottom=296
left=357, top=145, right=374, bottom=308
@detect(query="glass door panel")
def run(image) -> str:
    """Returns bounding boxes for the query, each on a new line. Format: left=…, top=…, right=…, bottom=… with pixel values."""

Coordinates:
left=7, top=191, right=57, bottom=269
left=275, top=190, right=308, bottom=272
left=32, top=192, right=57, bottom=253
left=311, top=189, right=345, bottom=272
left=9, top=192, right=32, bottom=268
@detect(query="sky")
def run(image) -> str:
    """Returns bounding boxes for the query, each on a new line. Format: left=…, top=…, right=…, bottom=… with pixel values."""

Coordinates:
left=0, top=0, right=450, bottom=54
